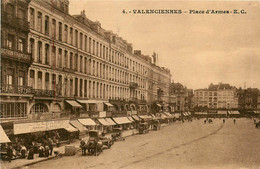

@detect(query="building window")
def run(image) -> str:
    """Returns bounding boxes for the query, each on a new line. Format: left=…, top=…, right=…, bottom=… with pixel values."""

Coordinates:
left=38, top=71, right=42, bottom=89
left=70, top=27, right=73, bottom=45
left=44, top=15, right=49, bottom=35
left=58, top=48, right=62, bottom=68
left=52, top=19, right=56, bottom=39
left=80, top=33, right=83, bottom=49
left=37, top=12, right=42, bottom=33
left=1, top=103, right=27, bottom=118
left=29, top=70, right=35, bottom=88
left=52, top=46, right=56, bottom=68
left=88, top=37, right=91, bottom=53
left=80, top=55, right=83, bottom=72
left=29, top=8, right=35, bottom=29
left=38, top=41, right=42, bottom=63
left=7, top=34, right=14, bottom=49
left=45, top=44, right=49, bottom=65
left=58, top=22, right=62, bottom=41
left=6, top=4, right=14, bottom=17
left=6, top=69, right=13, bottom=85
left=75, top=30, right=78, bottom=47
left=70, top=52, right=73, bottom=69
left=45, top=73, right=49, bottom=90
left=93, top=40, right=95, bottom=55
left=18, top=38, right=25, bottom=52
left=30, top=38, right=35, bottom=59
left=64, top=25, right=68, bottom=42
left=75, top=54, right=78, bottom=71
left=64, top=50, right=68, bottom=68
left=84, top=35, right=88, bottom=51
left=18, top=71, right=25, bottom=86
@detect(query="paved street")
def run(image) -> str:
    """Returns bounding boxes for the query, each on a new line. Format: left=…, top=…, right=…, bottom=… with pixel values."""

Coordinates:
left=23, top=118, right=259, bottom=169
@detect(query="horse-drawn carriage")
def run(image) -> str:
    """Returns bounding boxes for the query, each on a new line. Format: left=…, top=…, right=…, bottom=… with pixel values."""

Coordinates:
left=139, top=122, right=149, bottom=134
left=152, top=120, right=161, bottom=131
left=111, top=127, right=125, bottom=142
left=80, top=130, right=112, bottom=156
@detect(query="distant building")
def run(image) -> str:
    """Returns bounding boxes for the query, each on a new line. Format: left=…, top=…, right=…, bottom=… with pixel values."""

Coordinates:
left=170, top=83, right=193, bottom=112
left=237, top=88, right=259, bottom=111
left=194, top=83, right=238, bottom=110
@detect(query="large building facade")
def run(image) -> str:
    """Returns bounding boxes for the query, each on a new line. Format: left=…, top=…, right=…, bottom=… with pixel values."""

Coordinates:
left=12, top=0, right=171, bottom=119
left=1, top=0, right=32, bottom=123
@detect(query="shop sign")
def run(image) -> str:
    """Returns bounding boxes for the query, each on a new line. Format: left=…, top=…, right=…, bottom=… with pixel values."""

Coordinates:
left=14, top=120, right=69, bottom=135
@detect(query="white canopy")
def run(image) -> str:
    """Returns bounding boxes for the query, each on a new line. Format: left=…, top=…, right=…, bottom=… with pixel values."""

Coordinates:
left=0, top=125, right=10, bottom=143
left=65, top=100, right=82, bottom=108
left=65, top=124, right=78, bottom=132
left=98, top=118, right=111, bottom=126
left=78, top=118, right=97, bottom=126
left=112, top=117, right=132, bottom=124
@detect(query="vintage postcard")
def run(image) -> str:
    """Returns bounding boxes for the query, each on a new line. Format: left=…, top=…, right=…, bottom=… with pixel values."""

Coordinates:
left=0, top=0, right=259, bottom=169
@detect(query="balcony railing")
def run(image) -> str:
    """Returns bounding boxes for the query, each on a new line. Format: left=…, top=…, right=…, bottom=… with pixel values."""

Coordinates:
left=0, top=84, right=32, bottom=95
left=1, top=12, right=29, bottom=31
left=129, top=97, right=138, bottom=102
left=1, top=46, right=32, bottom=63
left=0, top=84, right=57, bottom=97
left=130, top=82, right=138, bottom=89
left=32, top=89, right=55, bottom=97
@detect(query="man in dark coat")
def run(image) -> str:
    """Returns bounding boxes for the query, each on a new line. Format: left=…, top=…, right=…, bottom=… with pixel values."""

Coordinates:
left=27, top=147, right=34, bottom=160
left=6, top=145, right=13, bottom=162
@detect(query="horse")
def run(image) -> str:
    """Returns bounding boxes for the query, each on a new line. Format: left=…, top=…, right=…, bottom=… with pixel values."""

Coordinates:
left=87, top=140, right=103, bottom=156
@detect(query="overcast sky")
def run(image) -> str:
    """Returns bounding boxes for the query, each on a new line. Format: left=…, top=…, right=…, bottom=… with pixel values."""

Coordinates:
left=69, top=0, right=260, bottom=90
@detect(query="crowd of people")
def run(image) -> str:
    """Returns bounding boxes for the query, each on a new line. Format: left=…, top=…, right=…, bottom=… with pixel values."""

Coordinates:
left=1, top=131, right=61, bottom=162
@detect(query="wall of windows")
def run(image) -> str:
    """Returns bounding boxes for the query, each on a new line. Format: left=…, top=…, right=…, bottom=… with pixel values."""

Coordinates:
left=0, top=102, right=27, bottom=118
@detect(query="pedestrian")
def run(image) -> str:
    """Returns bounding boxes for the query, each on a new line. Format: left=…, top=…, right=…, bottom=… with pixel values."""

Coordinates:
left=48, top=138, right=54, bottom=156
left=204, top=119, right=207, bottom=124
left=20, top=145, right=27, bottom=159
left=6, top=145, right=13, bottom=162
left=27, top=146, right=34, bottom=160
left=223, top=119, right=225, bottom=124
left=38, top=144, right=45, bottom=157
left=233, top=119, right=236, bottom=124
left=44, top=145, right=50, bottom=157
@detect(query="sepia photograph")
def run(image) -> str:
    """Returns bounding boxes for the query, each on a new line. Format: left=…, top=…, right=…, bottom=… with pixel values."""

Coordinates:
left=0, top=0, right=260, bottom=169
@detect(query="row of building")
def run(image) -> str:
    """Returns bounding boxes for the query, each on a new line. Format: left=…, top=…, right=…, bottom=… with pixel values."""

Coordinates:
left=0, top=0, right=172, bottom=130
left=194, top=83, right=260, bottom=112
